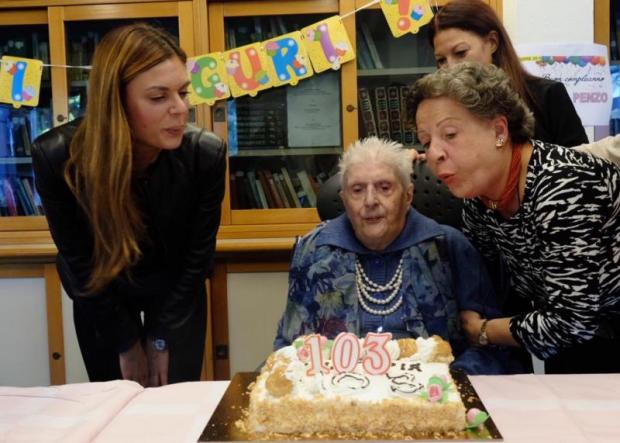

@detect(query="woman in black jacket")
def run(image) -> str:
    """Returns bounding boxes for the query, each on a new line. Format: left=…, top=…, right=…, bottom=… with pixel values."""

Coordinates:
left=32, top=23, right=226, bottom=386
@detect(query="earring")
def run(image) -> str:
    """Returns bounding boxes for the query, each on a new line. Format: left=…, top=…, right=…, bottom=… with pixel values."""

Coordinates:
left=495, top=137, right=505, bottom=148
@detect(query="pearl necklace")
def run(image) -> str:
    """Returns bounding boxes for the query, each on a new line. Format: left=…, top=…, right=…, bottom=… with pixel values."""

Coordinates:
left=355, top=253, right=404, bottom=316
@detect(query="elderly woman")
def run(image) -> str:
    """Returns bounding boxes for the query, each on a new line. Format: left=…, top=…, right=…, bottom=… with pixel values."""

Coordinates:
left=409, top=62, right=620, bottom=373
left=274, top=137, right=523, bottom=374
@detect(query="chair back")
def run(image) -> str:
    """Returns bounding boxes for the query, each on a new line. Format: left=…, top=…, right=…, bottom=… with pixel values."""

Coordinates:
left=316, top=162, right=463, bottom=229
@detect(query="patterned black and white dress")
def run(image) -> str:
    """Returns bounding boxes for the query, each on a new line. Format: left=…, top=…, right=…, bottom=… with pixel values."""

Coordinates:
left=462, top=140, right=620, bottom=360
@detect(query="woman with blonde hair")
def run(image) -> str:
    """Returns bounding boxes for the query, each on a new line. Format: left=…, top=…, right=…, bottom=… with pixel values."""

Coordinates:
left=32, top=23, right=226, bottom=386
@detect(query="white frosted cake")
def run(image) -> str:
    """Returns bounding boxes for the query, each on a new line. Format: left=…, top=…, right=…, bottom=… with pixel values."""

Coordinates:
left=244, top=333, right=467, bottom=438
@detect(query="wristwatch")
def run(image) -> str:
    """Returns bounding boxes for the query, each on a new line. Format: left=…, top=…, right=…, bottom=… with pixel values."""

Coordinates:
left=477, top=319, right=489, bottom=346
left=152, top=338, right=168, bottom=352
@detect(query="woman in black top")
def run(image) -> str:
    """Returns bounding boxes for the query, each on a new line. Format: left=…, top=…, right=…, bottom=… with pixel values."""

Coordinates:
left=32, top=23, right=226, bottom=386
left=429, top=0, right=588, bottom=148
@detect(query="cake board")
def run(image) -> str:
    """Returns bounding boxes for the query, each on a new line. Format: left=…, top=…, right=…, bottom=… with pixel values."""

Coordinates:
left=199, top=371, right=502, bottom=442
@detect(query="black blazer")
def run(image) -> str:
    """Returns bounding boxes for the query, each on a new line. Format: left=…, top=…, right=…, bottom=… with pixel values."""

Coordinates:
left=32, top=120, right=226, bottom=351
left=528, top=77, right=589, bottom=148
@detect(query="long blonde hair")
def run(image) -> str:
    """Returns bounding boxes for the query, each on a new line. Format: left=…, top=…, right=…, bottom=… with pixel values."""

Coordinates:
left=64, top=23, right=187, bottom=294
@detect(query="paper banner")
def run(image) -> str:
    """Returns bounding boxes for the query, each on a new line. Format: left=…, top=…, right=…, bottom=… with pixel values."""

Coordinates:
left=224, top=42, right=274, bottom=98
left=264, top=31, right=314, bottom=87
left=380, top=0, right=434, bottom=38
left=516, top=43, right=612, bottom=126
left=187, top=52, right=231, bottom=106
left=302, top=16, right=355, bottom=73
left=0, top=56, right=43, bottom=108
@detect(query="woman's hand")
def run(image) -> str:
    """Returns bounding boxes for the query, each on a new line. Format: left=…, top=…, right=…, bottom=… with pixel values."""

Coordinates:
left=459, top=310, right=484, bottom=345
left=119, top=340, right=148, bottom=386
left=410, top=149, right=427, bottom=163
left=146, top=341, right=169, bottom=387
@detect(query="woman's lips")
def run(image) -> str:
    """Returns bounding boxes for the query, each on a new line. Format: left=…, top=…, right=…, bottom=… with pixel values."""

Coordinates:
left=438, top=173, right=455, bottom=185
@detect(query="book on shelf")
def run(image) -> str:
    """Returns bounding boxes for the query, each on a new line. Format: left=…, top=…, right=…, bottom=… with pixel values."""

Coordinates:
left=273, top=172, right=292, bottom=208
left=359, top=21, right=383, bottom=69
left=399, top=85, right=416, bottom=146
left=239, top=170, right=261, bottom=209
left=230, top=172, right=239, bottom=209
left=356, top=29, right=374, bottom=69
left=296, top=170, right=317, bottom=207
left=289, top=172, right=310, bottom=208
left=276, top=17, right=287, bottom=34
left=250, top=172, right=269, bottom=209
left=0, top=182, right=7, bottom=216
left=277, top=172, right=298, bottom=208
left=256, top=170, right=276, bottom=208
left=263, top=169, right=285, bottom=208
left=21, top=177, right=41, bottom=215
left=387, top=86, right=403, bottom=143
left=280, top=168, right=302, bottom=208
left=374, top=86, right=391, bottom=140
left=2, top=179, right=18, bottom=216
left=244, top=170, right=263, bottom=208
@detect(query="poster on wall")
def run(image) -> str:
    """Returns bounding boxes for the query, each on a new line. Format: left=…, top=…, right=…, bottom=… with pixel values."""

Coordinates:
left=516, top=43, right=612, bottom=126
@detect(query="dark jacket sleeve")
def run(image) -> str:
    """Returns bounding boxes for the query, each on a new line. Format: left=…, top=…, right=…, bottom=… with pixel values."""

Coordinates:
left=31, top=124, right=141, bottom=352
left=150, top=129, right=226, bottom=342
left=530, top=78, right=589, bottom=147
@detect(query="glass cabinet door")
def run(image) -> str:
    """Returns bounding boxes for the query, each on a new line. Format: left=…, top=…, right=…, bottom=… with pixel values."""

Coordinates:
left=0, top=16, right=51, bottom=218
left=64, top=19, right=179, bottom=122
left=48, top=2, right=194, bottom=129
left=209, top=0, right=348, bottom=226
left=225, top=15, right=342, bottom=212
left=355, top=7, right=436, bottom=151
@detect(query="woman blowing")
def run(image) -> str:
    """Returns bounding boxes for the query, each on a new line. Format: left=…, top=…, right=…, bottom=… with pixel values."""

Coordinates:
left=409, top=62, right=620, bottom=373
left=32, top=23, right=226, bottom=386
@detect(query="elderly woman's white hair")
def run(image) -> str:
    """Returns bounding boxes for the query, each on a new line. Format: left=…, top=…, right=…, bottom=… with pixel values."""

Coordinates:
left=339, top=137, right=414, bottom=189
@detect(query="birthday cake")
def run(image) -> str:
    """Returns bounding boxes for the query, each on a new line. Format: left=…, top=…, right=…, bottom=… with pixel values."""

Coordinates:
left=244, top=333, right=467, bottom=438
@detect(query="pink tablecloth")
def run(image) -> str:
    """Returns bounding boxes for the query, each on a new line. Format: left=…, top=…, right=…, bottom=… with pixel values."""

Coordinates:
left=469, top=374, right=620, bottom=443
left=1, top=374, right=619, bottom=442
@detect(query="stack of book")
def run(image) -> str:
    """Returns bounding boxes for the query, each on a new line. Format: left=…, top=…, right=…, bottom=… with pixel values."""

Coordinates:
left=230, top=168, right=326, bottom=209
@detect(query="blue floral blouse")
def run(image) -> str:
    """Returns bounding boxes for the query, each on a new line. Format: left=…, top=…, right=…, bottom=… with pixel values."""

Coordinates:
left=274, top=209, right=525, bottom=374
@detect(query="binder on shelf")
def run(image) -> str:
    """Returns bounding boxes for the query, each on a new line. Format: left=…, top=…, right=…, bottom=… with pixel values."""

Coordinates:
left=359, top=21, right=383, bottom=69
left=374, top=86, right=391, bottom=140
left=358, top=87, right=378, bottom=137
left=400, top=85, right=416, bottom=146
left=387, top=86, right=403, bottom=143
